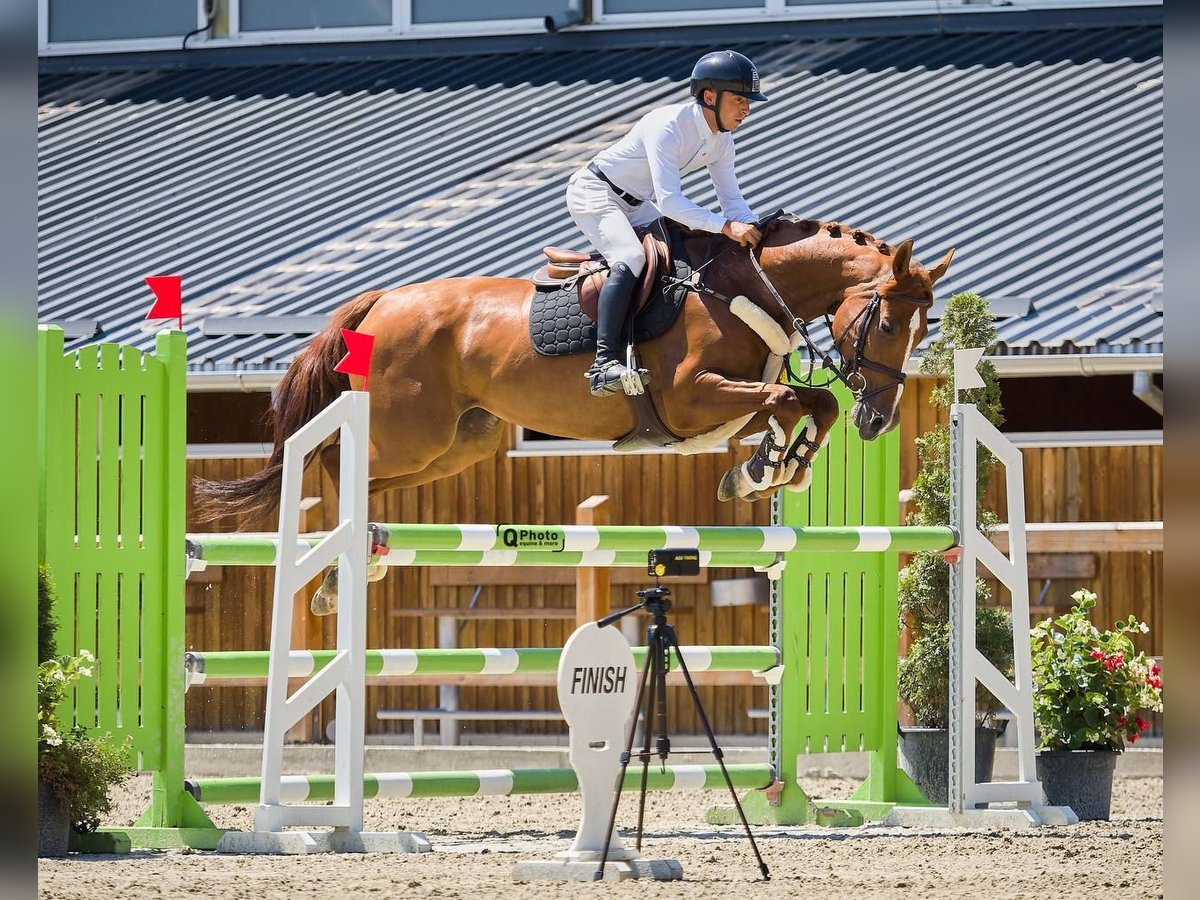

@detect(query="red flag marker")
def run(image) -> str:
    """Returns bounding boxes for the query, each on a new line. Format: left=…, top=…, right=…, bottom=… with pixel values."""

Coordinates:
left=144, top=275, right=183, bottom=331
left=333, top=328, right=375, bottom=390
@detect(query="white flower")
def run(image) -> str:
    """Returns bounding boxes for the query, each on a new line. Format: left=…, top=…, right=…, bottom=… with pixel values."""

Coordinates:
left=78, top=667, right=92, bottom=678
left=78, top=649, right=95, bottom=661
left=41, top=724, right=62, bottom=747
left=52, top=670, right=66, bottom=682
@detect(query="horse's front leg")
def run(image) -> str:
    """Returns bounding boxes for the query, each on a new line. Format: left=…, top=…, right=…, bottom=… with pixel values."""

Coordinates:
left=727, top=386, right=841, bottom=499
left=674, top=373, right=807, bottom=502
left=774, top=386, right=840, bottom=493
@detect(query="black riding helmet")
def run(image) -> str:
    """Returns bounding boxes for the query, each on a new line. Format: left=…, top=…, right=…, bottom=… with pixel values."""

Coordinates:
left=690, top=50, right=768, bottom=133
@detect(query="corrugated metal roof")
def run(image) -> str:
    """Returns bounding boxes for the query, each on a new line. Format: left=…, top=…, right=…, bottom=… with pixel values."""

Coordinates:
left=37, top=24, right=1162, bottom=374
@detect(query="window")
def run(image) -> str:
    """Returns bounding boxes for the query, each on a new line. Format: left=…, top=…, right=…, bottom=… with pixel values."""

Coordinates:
left=239, top=0, right=390, bottom=32
left=46, top=0, right=196, bottom=45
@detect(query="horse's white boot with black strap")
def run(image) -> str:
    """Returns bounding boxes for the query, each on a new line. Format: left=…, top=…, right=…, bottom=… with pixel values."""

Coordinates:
left=739, top=416, right=790, bottom=492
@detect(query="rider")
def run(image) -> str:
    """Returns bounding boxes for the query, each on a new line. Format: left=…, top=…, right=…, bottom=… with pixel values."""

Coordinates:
left=567, top=49, right=768, bottom=397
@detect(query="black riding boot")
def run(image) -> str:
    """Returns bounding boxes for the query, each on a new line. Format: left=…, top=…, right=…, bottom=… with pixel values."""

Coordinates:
left=584, top=261, right=638, bottom=397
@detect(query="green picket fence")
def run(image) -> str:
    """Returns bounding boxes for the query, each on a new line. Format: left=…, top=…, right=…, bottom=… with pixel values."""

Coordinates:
left=38, top=325, right=218, bottom=849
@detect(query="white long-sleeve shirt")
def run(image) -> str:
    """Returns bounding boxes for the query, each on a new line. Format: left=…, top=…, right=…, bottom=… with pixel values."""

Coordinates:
left=590, top=101, right=756, bottom=234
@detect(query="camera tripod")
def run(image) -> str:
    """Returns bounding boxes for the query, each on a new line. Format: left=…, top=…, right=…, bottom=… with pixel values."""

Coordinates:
left=593, top=581, right=770, bottom=881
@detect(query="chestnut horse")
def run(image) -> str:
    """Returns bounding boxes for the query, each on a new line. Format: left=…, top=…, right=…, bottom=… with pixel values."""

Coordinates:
left=194, top=216, right=953, bottom=525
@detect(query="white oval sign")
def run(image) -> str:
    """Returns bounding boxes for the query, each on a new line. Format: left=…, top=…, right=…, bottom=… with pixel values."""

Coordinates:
left=557, top=622, right=638, bottom=727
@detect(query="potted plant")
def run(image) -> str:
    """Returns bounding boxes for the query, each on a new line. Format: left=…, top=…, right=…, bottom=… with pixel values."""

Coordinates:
left=37, top=567, right=131, bottom=856
left=896, top=292, right=1014, bottom=804
left=1030, top=588, right=1163, bottom=820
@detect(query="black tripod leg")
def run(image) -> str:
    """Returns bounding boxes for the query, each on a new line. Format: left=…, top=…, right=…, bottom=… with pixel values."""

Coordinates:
left=634, top=625, right=662, bottom=852
left=667, top=630, right=771, bottom=881
left=595, top=635, right=655, bottom=881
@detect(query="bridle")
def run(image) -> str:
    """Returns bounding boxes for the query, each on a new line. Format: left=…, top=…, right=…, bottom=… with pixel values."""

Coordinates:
left=683, top=211, right=933, bottom=405
left=792, top=280, right=934, bottom=405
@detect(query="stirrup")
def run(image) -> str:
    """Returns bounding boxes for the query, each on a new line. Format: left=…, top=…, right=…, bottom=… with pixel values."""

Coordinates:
left=585, top=359, right=629, bottom=397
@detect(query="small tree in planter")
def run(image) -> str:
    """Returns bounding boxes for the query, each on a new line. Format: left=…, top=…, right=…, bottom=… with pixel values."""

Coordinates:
left=895, top=292, right=1014, bottom=804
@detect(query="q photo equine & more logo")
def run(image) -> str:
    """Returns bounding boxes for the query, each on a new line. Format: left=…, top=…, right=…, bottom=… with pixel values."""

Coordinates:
left=498, top=525, right=566, bottom=551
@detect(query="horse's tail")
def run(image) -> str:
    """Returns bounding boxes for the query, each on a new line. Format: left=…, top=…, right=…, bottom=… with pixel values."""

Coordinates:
left=192, top=290, right=385, bottom=525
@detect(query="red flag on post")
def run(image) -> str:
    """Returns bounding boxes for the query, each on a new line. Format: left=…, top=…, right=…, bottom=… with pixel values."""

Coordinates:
left=144, top=275, right=183, bottom=331
left=334, top=328, right=375, bottom=390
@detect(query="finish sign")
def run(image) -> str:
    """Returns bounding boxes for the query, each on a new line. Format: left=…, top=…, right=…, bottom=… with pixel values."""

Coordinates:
left=557, top=622, right=639, bottom=857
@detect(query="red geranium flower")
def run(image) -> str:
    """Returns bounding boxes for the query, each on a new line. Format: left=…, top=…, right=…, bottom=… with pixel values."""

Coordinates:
left=1137, top=716, right=1150, bottom=732
left=1129, top=732, right=1141, bottom=744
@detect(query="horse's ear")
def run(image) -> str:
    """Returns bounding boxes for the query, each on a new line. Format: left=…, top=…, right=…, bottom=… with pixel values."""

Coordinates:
left=891, top=239, right=914, bottom=280
left=927, top=247, right=955, bottom=285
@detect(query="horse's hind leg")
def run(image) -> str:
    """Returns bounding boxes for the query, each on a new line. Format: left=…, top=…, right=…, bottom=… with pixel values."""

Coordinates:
left=364, top=408, right=505, bottom=492
left=307, top=440, right=400, bottom=612
left=311, top=409, right=505, bottom=615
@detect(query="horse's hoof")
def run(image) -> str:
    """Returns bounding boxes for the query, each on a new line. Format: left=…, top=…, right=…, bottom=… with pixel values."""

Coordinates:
left=717, top=467, right=741, bottom=502
left=310, top=588, right=338, bottom=616
left=311, top=569, right=339, bottom=616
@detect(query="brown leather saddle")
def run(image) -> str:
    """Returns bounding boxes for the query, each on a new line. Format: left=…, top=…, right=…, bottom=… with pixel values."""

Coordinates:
left=530, top=228, right=672, bottom=322
left=526, top=222, right=696, bottom=451
left=526, top=221, right=692, bottom=362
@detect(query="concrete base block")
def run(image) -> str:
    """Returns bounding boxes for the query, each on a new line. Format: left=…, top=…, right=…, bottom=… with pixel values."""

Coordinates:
left=513, top=851, right=683, bottom=882
left=216, top=830, right=432, bottom=855
left=885, top=805, right=1078, bottom=830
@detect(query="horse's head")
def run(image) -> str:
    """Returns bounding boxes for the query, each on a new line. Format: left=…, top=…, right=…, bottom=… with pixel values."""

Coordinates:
left=832, top=239, right=955, bottom=440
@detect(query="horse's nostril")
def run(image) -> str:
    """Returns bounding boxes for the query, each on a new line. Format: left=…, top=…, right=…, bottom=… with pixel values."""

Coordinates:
left=870, top=414, right=885, bottom=434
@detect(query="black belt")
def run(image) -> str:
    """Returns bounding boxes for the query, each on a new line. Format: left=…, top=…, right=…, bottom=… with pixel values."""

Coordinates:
left=587, top=162, right=643, bottom=207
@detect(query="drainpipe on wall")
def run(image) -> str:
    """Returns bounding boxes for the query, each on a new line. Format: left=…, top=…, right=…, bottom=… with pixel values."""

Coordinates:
left=1132, top=371, right=1162, bottom=414
left=545, top=0, right=584, bottom=32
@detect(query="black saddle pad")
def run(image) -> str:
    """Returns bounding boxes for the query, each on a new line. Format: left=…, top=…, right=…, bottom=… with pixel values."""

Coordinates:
left=529, top=226, right=694, bottom=358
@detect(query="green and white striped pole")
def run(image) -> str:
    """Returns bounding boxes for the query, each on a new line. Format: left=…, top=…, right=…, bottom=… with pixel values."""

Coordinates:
left=185, top=524, right=956, bottom=568
left=373, top=523, right=956, bottom=554
left=184, top=646, right=783, bottom=685
left=185, top=764, right=775, bottom=805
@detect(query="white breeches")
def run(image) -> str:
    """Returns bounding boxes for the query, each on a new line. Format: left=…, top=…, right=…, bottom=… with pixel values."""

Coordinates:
left=565, top=167, right=661, bottom=276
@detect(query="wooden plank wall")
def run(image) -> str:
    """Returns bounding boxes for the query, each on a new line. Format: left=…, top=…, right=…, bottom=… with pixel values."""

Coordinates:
left=184, top=382, right=1163, bottom=738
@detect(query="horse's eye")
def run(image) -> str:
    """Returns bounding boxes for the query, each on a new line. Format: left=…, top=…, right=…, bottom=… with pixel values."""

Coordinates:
left=880, top=320, right=896, bottom=336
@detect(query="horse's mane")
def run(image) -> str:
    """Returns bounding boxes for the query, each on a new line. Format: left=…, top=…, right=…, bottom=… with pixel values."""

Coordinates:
left=675, top=214, right=893, bottom=256
left=765, top=214, right=894, bottom=256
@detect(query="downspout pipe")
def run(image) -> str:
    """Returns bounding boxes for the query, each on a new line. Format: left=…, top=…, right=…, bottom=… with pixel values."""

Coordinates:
left=1132, top=371, right=1163, bottom=414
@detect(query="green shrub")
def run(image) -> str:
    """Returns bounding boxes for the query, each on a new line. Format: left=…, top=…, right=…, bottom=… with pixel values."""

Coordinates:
left=38, top=565, right=57, bottom=664
left=896, top=292, right=1015, bottom=727
left=37, top=568, right=131, bottom=830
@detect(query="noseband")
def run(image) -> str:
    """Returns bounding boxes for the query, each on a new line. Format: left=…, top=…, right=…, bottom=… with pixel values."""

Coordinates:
left=834, top=289, right=933, bottom=403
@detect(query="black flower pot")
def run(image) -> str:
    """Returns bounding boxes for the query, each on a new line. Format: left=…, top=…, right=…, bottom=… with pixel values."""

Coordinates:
left=897, top=725, right=1004, bottom=806
left=38, top=780, right=70, bottom=858
left=1035, top=749, right=1118, bottom=821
